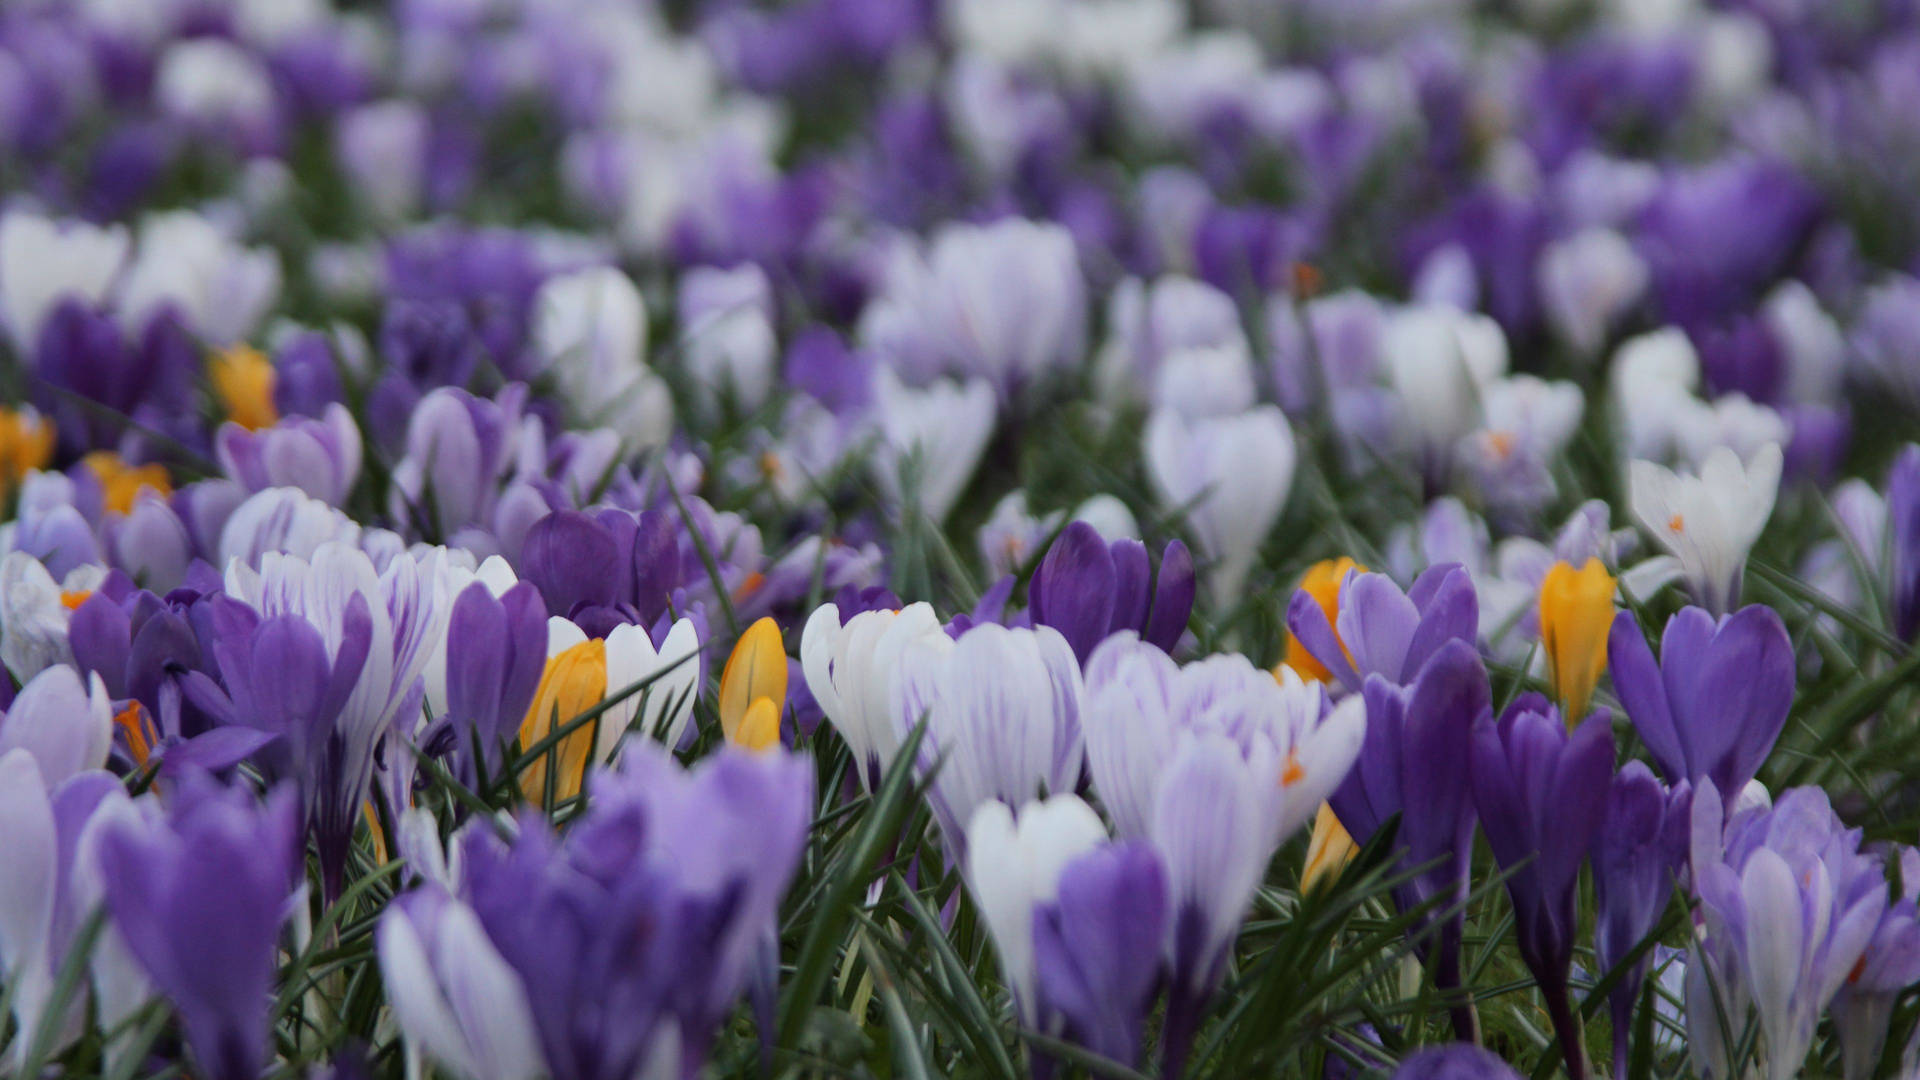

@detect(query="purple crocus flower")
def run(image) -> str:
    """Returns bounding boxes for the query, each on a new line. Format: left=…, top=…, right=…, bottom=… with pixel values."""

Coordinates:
left=1029, top=521, right=1194, bottom=663
left=1688, top=781, right=1887, bottom=1080
left=1329, top=639, right=1491, bottom=1040
left=1031, top=842, right=1169, bottom=1069
left=383, top=743, right=812, bottom=1080
left=387, top=386, right=524, bottom=544
left=1606, top=605, right=1793, bottom=797
left=97, top=772, right=302, bottom=1080
left=1391, top=1044, right=1523, bottom=1080
left=1286, top=563, right=1479, bottom=695
left=1470, top=696, right=1615, bottom=1079
left=441, top=580, right=546, bottom=778
left=1830, top=853, right=1920, bottom=1080
left=215, top=404, right=363, bottom=507
left=1889, top=445, right=1920, bottom=643
left=1591, top=762, right=1691, bottom=1080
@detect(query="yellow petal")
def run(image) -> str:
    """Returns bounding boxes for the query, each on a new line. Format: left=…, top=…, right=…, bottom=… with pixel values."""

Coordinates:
left=209, top=344, right=279, bottom=431
left=82, top=451, right=172, bottom=516
left=732, top=696, right=782, bottom=752
left=517, top=639, right=609, bottom=804
left=1303, top=803, right=1357, bottom=891
left=363, top=800, right=389, bottom=865
left=0, top=407, right=55, bottom=501
left=719, top=617, right=787, bottom=743
left=1539, top=558, right=1616, bottom=724
left=1277, top=557, right=1363, bottom=683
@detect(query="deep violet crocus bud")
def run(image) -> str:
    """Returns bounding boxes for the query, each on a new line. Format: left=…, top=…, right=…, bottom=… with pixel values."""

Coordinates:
left=1032, top=842, right=1169, bottom=1069
left=443, top=580, right=547, bottom=777
left=1889, top=445, right=1920, bottom=643
left=1329, top=639, right=1491, bottom=1041
left=214, top=404, right=363, bottom=506
left=96, top=772, right=302, bottom=1080
left=1029, top=521, right=1194, bottom=663
left=1470, top=696, right=1616, bottom=1080
left=1591, top=762, right=1691, bottom=1080
left=1606, top=605, right=1792, bottom=797
left=517, top=509, right=618, bottom=618
left=1287, top=563, right=1479, bottom=694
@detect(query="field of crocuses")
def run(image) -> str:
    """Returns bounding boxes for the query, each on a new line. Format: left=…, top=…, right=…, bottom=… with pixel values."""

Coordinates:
left=4, top=0, right=1920, bottom=1078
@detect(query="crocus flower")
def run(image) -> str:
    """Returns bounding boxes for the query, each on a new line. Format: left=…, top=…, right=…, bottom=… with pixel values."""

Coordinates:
left=0, top=663, right=113, bottom=787
left=1391, top=1044, right=1524, bottom=1080
left=1032, top=841, right=1169, bottom=1068
left=1688, top=780, right=1886, bottom=1080
left=1144, top=404, right=1296, bottom=599
left=1629, top=443, right=1782, bottom=614
left=384, top=743, right=812, bottom=1080
left=1830, top=855, right=1920, bottom=1080
left=964, top=794, right=1109, bottom=1026
left=1028, top=520, right=1194, bottom=663
left=718, top=616, right=786, bottom=751
left=893, top=623, right=1084, bottom=856
left=439, top=580, right=547, bottom=778
left=207, top=345, right=279, bottom=432
left=516, top=615, right=701, bottom=804
left=800, top=600, right=947, bottom=789
left=1279, top=557, right=1363, bottom=683
left=1538, top=558, right=1614, bottom=723
left=1302, top=803, right=1357, bottom=891
left=214, top=404, right=363, bottom=506
left=868, top=370, right=997, bottom=526
left=0, top=211, right=127, bottom=353
left=1889, top=445, right=1920, bottom=642
left=97, top=773, right=302, bottom=1080
left=1329, top=639, right=1491, bottom=1040
left=1607, top=605, right=1792, bottom=797
left=1470, top=696, right=1616, bottom=1079
left=1286, top=563, right=1479, bottom=695
left=531, top=265, right=674, bottom=446
left=0, top=406, right=57, bottom=502
left=0, top=750, right=141, bottom=1068
left=1590, top=762, right=1690, bottom=1080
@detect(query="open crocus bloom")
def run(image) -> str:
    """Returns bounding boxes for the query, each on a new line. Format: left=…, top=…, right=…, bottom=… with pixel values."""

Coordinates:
left=1630, top=442, right=1782, bottom=614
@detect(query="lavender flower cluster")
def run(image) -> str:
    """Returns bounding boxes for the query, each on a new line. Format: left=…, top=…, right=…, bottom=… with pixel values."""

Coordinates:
left=3, top=0, right=1920, bottom=1077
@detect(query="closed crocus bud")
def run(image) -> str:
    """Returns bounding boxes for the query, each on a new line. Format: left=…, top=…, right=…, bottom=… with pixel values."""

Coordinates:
left=389, top=387, right=520, bottom=541
left=1889, top=445, right=1920, bottom=643
left=443, top=581, right=548, bottom=775
left=1471, top=697, right=1615, bottom=1080
left=1537, top=227, right=1648, bottom=356
left=117, top=211, right=280, bottom=347
left=1279, top=557, right=1363, bottom=683
left=1302, top=803, right=1357, bottom=892
left=217, top=486, right=361, bottom=569
left=337, top=100, right=429, bottom=222
left=215, top=403, right=363, bottom=506
left=97, top=775, right=302, bottom=1080
left=516, top=637, right=608, bottom=806
left=532, top=266, right=673, bottom=446
left=108, top=491, right=191, bottom=593
left=518, top=510, right=619, bottom=618
left=1591, top=762, right=1690, bottom=1080
left=1144, top=405, right=1296, bottom=600
left=207, top=344, right=278, bottom=431
left=964, top=795, right=1110, bottom=1026
left=719, top=617, right=787, bottom=750
left=1032, top=842, right=1170, bottom=1069
left=0, top=407, right=56, bottom=501
left=1630, top=442, right=1781, bottom=614
left=1539, top=558, right=1615, bottom=723
left=869, top=370, right=997, bottom=526
left=680, top=263, right=778, bottom=413
left=0, top=664, right=114, bottom=786
left=801, top=601, right=948, bottom=789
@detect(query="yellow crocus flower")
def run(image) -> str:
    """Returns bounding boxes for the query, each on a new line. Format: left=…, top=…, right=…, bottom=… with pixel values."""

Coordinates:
left=1539, top=558, right=1616, bottom=724
left=1303, top=804, right=1357, bottom=892
left=719, top=616, right=786, bottom=749
left=81, top=451, right=171, bottom=515
left=517, top=639, right=609, bottom=804
left=209, top=344, right=279, bottom=431
left=0, top=407, right=55, bottom=501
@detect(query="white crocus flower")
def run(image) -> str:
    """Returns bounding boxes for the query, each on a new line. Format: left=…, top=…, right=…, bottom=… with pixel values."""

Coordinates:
left=800, top=602, right=948, bottom=789
left=869, top=371, right=997, bottom=526
left=1630, top=443, right=1783, bottom=614
left=532, top=266, right=674, bottom=449
left=0, top=552, right=105, bottom=684
left=1144, top=405, right=1296, bottom=600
